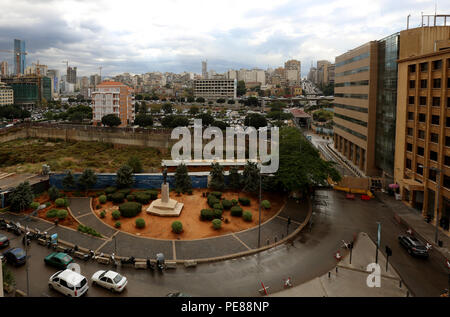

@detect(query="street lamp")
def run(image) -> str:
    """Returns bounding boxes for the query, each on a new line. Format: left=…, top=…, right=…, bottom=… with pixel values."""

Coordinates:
left=257, top=169, right=274, bottom=249
left=418, top=164, right=442, bottom=244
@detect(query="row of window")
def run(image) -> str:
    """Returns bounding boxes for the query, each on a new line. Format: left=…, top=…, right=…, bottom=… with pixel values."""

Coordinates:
left=334, top=80, right=369, bottom=87
left=335, top=66, right=369, bottom=77
left=334, top=113, right=367, bottom=127
left=334, top=103, right=368, bottom=113
left=408, top=96, right=450, bottom=107
left=408, top=59, right=449, bottom=74
left=407, top=112, right=450, bottom=126
left=405, top=159, right=450, bottom=186
left=409, top=78, right=450, bottom=89
left=334, top=122, right=367, bottom=140
left=334, top=93, right=368, bottom=99
left=335, top=52, right=370, bottom=68
left=406, top=128, right=446, bottom=144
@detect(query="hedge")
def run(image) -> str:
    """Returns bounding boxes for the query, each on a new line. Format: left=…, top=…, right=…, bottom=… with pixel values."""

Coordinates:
left=56, top=209, right=68, bottom=220
left=99, top=195, right=107, bottom=204
left=210, top=191, right=222, bottom=199
left=230, top=206, right=243, bottom=217
left=231, top=199, right=238, bottom=206
left=207, top=196, right=220, bottom=208
left=46, top=209, right=59, bottom=218
left=105, top=186, right=117, bottom=194
left=117, top=188, right=132, bottom=196
left=213, top=209, right=223, bottom=219
left=135, top=218, right=146, bottom=228
left=77, top=224, right=102, bottom=237
left=126, top=194, right=135, bottom=201
left=243, top=211, right=252, bottom=222
left=134, top=192, right=152, bottom=204
left=106, top=194, right=113, bottom=201
left=212, top=219, right=222, bottom=230
left=172, top=221, right=183, bottom=233
left=213, top=203, right=223, bottom=210
left=55, top=198, right=68, bottom=207
left=222, top=199, right=232, bottom=210
left=261, top=200, right=271, bottom=209
left=30, top=202, right=40, bottom=210
left=112, top=210, right=121, bottom=220
left=238, top=197, right=251, bottom=206
left=200, top=209, right=214, bottom=221
left=142, top=190, right=158, bottom=200
left=119, top=202, right=142, bottom=218
left=111, top=192, right=125, bottom=204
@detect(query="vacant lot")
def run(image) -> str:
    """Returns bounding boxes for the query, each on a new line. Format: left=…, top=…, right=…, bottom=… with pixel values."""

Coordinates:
left=0, top=138, right=169, bottom=174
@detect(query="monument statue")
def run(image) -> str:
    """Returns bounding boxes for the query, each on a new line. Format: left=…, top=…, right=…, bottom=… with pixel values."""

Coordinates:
left=147, top=165, right=183, bottom=216
left=163, top=166, right=168, bottom=184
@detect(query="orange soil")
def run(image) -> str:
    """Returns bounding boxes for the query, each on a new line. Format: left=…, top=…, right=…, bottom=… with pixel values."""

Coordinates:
left=93, top=189, right=286, bottom=240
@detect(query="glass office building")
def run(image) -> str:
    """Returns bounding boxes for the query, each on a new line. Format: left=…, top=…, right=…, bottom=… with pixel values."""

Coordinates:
left=14, top=39, right=26, bottom=75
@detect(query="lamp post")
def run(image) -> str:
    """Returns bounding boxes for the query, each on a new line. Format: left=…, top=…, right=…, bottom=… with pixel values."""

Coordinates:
left=418, top=165, right=442, bottom=244
left=257, top=169, right=274, bottom=249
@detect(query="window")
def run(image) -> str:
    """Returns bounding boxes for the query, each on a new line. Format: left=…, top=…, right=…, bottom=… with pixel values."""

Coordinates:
left=448, top=97, right=450, bottom=108
left=417, top=146, right=424, bottom=156
left=432, top=60, right=442, bottom=70
left=408, top=112, right=414, bottom=120
left=407, top=128, right=413, bottom=136
left=416, top=164, right=423, bottom=175
left=429, top=169, right=437, bottom=182
left=418, top=130, right=425, bottom=139
left=430, top=133, right=439, bottom=143
left=409, top=80, right=415, bottom=88
left=447, top=117, right=450, bottom=127
left=406, top=158, right=412, bottom=169
left=448, top=78, right=450, bottom=89
left=420, top=79, right=428, bottom=88
left=447, top=136, right=450, bottom=147
left=409, top=64, right=416, bottom=73
left=431, top=115, right=440, bottom=125
left=407, top=143, right=413, bottom=152
left=444, top=175, right=450, bottom=189
left=418, top=113, right=426, bottom=122
left=420, top=62, right=428, bottom=72
left=419, top=96, right=427, bottom=106
left=432, top=97, right=441, bottom=107
left=433, top=78, right=441, bottom=88
left=408, top=96, right=415, bottom=105
left=445, top=156, right=450, bottom=166
left=430, top=150, right=438, bottom=161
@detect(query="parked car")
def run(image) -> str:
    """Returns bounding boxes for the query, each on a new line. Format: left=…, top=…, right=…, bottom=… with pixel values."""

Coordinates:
left=48, top=269, right=89, bottom=297
left=2, top=247, right=26, bottom=266
left=0, top=234, right=10, bottom=249
left=44, top=252, right=74, bottom=269
left=398, top=235, right=429, bottom=258
left=91, top=270, right=127, bottom=293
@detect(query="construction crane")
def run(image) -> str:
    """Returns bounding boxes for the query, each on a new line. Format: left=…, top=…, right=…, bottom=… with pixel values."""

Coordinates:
left=0, top=49, right=29, bottom=75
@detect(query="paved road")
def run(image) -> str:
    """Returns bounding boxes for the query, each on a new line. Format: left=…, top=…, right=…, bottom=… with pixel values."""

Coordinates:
left=1, top=190, right=448, bottom=297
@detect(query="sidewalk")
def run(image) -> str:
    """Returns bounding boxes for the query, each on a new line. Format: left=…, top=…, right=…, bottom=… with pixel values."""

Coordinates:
left=270, top=232, right=410, bottom=297
left=376, top=192, right=450, bottom=260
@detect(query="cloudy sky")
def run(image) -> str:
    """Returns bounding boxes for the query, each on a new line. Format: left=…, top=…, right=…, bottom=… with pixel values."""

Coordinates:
left=0, top=0, right=449, bottom=77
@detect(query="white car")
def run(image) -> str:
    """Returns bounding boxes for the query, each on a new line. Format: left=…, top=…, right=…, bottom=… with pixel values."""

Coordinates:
left=48, top=269, right=89, bottom=297
left=91, top=270, right=128, bottom=293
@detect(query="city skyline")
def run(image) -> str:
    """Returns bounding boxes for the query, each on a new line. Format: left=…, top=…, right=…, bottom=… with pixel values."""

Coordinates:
left=0, top=0, right=449, bottom=77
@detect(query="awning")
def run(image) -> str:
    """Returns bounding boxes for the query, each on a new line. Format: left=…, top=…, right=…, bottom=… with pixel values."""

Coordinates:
left=401, top=178, right=424, bottom=191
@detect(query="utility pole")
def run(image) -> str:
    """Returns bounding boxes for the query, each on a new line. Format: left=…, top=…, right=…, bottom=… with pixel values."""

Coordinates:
left=0, top=255, right=4, bottom=297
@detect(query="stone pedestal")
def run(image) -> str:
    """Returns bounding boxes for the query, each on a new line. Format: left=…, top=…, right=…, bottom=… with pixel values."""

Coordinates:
left=146, top=182, right=183, bottom=216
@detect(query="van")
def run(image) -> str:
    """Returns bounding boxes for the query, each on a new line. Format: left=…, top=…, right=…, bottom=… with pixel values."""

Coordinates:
left=48, top=269, right=89, bottom=297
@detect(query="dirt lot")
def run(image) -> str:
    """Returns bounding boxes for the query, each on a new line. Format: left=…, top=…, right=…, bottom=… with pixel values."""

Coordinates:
left=93, top=189, right=286, bottom=240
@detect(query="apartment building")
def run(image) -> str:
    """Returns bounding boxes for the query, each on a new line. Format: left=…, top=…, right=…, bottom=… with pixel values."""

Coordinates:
left=92, top=81, right=135, bottom=127
left=193, top=79, right=237, bottom=99
left=394, top=25, right=450, bottom=231
left=0, top=82, right=13, bottom=106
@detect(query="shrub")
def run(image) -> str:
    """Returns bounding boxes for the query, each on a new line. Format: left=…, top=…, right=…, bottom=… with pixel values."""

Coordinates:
left=119, top=202, right=142, bottom=218
left=126, top=194, right=135, bottom=201
left=213, top=203, right=223, bottom=210
left=142, top=190, right=158, bottom=200
left=55, top=198, right=68, bottom=207
left=96, top=204, right=101, bottom=209
left=100, top=210, right=106, bottom=218
left=135, top=218, right=146, bottom=229
left=46, top=209, right=58, bottom=218
left=77, top=224, right=102, bottom=237
left=45, top=202, right=51, bottom=207
left=261, top=200, right=271, bottom=209
left=115, top=221, right=121, bottom=228
left=105, top=186, right=117, bottom=194
left=56, top=209, right=68, bottom=220
left=134, top=192, right=151, bottom=204
left=213, top=209, right=223, bottom=219
left=175, top=188, right=181, bottom=195
left=112, top=210, right=121, bottom=220
left=187, top=189, right=193, bottom=195
left=106, top=194, right=113, bottom=201
left=231, top=199, right=238, bottom=206
left=111, top=192, right=125, bottom=204
left=230, top=206, right=243, bottom=217
left=207, top=196, right=220, bottom=208
left=98, top=195, right=107, bottom=204
left=238, top=197, right=251, bottom=206
left=48, top=186, right=60, bottom=201
left=222, top=199, right=232, bottom=210
left=200, top=209, right=214, bottom=221
left=243, top=211, right=252, bottom=222
left=212, top=219, right=222, bottom=230
left=172, top=221, right=183, bottom=233
left=210, top=191, right=222, bottom=199
left=30, top=202, right=40, bottom=210
left=117, top=188, right=132, bottom=196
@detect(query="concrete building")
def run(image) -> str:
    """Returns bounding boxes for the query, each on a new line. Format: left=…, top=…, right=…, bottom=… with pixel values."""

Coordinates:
left=2, top=75, right=51, bottom=108
left=92, top=81, right=135, bottom=127
left=202, top=60, right=208, bottom=79
left=90, top=74, right=101, bottom=87
left=0, top=61, right=8, bottom=76
left=47, top=69, right=60, bottom=98
left=285, top=59, right=301, bottom=85
left=13, top=39, right=26, bottom=75
left=394, top=23, right=450, bottom=231
left=0, top=82, right=13, bottom=106
left=193, top=79, right=237, bottom=99
left=67, top=66, right=77, bottom=84
left=317, top=60, right=332, bottom=86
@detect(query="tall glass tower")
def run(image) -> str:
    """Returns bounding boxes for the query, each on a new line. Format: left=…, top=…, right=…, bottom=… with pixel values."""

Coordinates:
left=14, top=39, right=26, bottom=75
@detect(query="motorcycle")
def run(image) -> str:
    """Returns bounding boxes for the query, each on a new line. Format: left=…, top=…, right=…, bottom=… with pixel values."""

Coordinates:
left=156, top=253, right=165, bottom=271
left=110, top=253, right=119, bottom=267
left=82, top=249, right=95, bottom=261
left=22, top=231, right=32, bottom=245
left=7, top=222, right=22, bottom=235
left=120, top=256, right=136, bottom=265
left=146, top=258, right=155, bottom=271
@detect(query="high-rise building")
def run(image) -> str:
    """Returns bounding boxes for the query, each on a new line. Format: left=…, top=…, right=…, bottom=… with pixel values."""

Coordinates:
left=202, top=60, right=208, bottom=79
left=14, top=39, right=26, bottom=75
left=284, top=59, right=301, bottom=85
left=67, top=66, right=77, bottom=84
left=317, top=60, right=332, bottom=86
left=2, top=75, right=50, bottom=108
left=90, top=74, right=101, bottom=87
left=92, top=81, right=135, bottom=127
left=193, top=79, right=237, bottom=99
left=47, top=69, right=60, bottom=98
left=0, top=61, right=8, bottom=76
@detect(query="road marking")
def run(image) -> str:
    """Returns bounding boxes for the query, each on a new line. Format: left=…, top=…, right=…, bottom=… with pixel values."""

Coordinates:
left=44, top=225, right=54, bottom=232
left=318, top=277, right=329, bottom=297
left=95, top=239, right=112, bottom=253
left=172, top=240, right=176, bottom=260
left=75, top=213, right=93, bottom=219
left=276, top=215, right=301, bottom=225
left=232, top=233, right=252, bottom=251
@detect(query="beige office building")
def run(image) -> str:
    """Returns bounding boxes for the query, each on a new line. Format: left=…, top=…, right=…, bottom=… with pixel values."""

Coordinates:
left=193, top=79, right=237, bottom=99
left=0, top=82, right=13, bottom=106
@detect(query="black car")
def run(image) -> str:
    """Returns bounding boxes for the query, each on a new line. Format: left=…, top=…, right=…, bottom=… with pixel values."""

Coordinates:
left=398, top=235, right=429, bottom=258
left=2, top=247, right=27, bottom=266
left=0, top=234, right=9, bottom=249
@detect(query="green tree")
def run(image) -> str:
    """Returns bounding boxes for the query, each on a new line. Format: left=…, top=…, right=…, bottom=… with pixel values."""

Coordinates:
left=195, top=97, right=205, bottom=103
left=237, top=80, right=246, bottom=97
left=9, top=181, right=34, bottom=212
left=227, top=99, right=235, bottom=104
left=78, top=169, right=97, bottom=192
left=196, top=113, right=214, bottom=126
left=116, top=165, right=134, bottom=189
left=228, top=166, right=241, bottom=191
left=216, top=98, right=226, bottom=104
left=209, top=162, right=225, bottom=191
left=187, top=96, right=195, bottom=103
left=244, top=113, right=267, bottom=129
left=101, top=114, right=121, bottom=127
left=162, top=103, right=173, bottom=114
left=135, top=94, right=143, bottom=100
left=162, top=115, right=189, bottom=128
left=242, top=161, right=260, bottom=193
left=244, top=96, right=260, bottom=107
left=127, top=156, right=143, bottom=173
left=174, top=163, right=192, bottom=193
left=134, top=114, right=153, bottom=127
left=213, top=120, right=229, bottom=130
left=189, top=106, right=199, bottom=115
left=62, top=170, right=76, bottom=191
